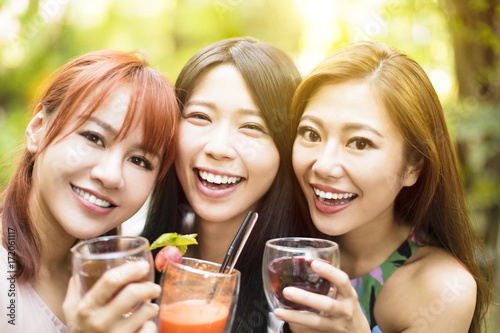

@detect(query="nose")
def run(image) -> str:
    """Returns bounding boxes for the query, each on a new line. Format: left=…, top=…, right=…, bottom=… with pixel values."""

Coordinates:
left=90, top=152, right=125, bottom=189
left=311, top=142, right=345, bottom=179
left=203, top=123, right=237, bottom=160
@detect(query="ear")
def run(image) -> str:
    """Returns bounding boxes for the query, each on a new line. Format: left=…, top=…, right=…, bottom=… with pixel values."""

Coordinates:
left=402, top=150, right=424, bottom=187
left=25, top=104, right=46, bottom=154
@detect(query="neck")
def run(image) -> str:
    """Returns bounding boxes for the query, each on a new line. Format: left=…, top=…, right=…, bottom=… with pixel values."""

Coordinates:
left=29, top=187, right=75, bottom=280
left=336, top=215, right=412, bottom=279
left=195, top=213, right=248, bottom=265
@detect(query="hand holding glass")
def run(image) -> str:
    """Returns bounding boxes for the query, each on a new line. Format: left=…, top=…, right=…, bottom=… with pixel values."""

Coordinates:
left=262, top=237, right=340, bottom=312
left=158, top=257, right=240, bottom=333
left=71, top=235, right=154, bottom=312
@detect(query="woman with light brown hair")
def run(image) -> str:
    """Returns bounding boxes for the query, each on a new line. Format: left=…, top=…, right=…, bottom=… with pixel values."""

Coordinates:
left=0, top=49, right=178, bottom=332
left=277, top=41, right=493, bottom=332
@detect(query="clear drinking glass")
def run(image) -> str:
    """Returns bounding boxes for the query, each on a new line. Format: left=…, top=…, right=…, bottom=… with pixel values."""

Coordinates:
left=157, top=257, right=241, bottom=333
left=71, top=236, right=154, bottom=298
left=262, top=237, right=340, bottom=312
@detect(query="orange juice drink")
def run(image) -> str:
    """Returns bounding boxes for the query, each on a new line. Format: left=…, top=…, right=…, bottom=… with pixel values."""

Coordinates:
left=159, top=299, right=229, bottom=333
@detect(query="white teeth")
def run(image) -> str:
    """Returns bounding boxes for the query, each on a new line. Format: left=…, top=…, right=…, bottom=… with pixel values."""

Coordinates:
left=313, top=187, right=355, bottom=201
left=198, top=170, right=241, bottom=185
left=72, top=186, right=111, bottom=208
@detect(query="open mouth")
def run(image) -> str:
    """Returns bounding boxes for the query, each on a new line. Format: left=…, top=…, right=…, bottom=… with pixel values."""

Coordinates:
left=71, top=185, right=115, bottom=208
left=196, top=169, right=243, bottom=190
left=312, top=187, right=357, bottom=206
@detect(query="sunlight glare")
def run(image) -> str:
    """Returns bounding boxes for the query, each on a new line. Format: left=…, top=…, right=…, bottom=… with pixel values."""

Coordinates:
left=294, top=0, right=339, bottom=74
left=429, top=68, right=452, bottom=97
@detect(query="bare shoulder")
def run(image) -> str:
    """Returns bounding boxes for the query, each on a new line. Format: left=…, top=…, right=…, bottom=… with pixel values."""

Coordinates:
left=374, top=245, right=476, bottom=333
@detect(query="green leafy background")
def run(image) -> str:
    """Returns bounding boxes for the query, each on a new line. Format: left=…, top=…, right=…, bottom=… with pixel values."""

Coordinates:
left=0, top=0, right=498, bottom=329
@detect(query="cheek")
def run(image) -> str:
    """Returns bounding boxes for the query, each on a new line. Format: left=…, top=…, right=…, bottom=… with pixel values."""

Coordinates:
left=292, top=146, right=307, bottom=179
left=247, top=141, right=280, bottom=185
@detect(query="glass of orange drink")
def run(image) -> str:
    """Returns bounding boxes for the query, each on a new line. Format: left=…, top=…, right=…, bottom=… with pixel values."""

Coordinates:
left=157, top=257, right=241, bottom=333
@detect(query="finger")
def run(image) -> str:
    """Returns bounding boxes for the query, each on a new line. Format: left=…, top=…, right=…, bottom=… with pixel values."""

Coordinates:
left=103, top=282, right=161, bottom=321
left=281, top=287, right=339, bottom=315
left=311, top=260, right=354, bottom=298
left=274, top=308, right=333, bottom=332
left=63, top=277, right=81, bottom=330
left=63, top=277, right=79, bottom=312
left=288, top=322, right=323, bottom=333
left=84, top=261, right=152, bottom=307
left=112, top=303, right=159, bottom=333
left=134, top=318, right=158, bottom=333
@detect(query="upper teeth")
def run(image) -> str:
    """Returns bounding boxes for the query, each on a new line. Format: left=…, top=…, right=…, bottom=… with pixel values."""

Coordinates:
left=72, top=186, right=112, bottom=208
left=199, top=170, right=241, bottom=185
left=313, top=188, right=355, bottom=200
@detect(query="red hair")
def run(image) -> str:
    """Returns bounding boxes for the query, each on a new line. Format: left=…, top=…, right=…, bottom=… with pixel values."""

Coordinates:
left=1, top=50, right=178, bottom=281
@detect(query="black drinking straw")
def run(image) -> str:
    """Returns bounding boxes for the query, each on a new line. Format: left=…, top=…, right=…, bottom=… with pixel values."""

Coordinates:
left=219, top=211, right=257, bottom=273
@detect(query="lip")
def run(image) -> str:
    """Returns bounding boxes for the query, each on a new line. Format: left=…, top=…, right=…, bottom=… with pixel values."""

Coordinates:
left=309, top=184, right=354, bottom=214
left=194, top=168, right=244, bottom=198
left=196, top=167, right=242, bottom=179
left=71, top=185, right=116, bottom=216
left=310, top=183, right=344, bottom=193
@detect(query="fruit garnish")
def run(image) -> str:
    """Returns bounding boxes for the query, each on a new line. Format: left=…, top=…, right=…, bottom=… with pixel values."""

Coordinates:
left=150, top=233, right=198, bottom=254
left=155, top=246, right=183, bottom=271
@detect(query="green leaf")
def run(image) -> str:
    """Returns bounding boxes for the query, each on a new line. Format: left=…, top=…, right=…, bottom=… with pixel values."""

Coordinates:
left=150, top=233, right=198, bottom=254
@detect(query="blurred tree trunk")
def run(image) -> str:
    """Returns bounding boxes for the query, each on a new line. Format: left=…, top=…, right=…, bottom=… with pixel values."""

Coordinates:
left=443, top=0, right=499, bottom=241
left=442, top=0, right=500, bottom=325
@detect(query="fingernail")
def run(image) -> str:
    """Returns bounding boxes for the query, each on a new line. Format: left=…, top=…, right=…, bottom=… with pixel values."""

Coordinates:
left=311, top=259, right=329, bottom=271
left=153, top=284, right=162, bottom=294
left=283, top=287, right=297, bottom=297
left=274, top=308, right=284, bottom=318
left=136, top=260, right=150, bottom=271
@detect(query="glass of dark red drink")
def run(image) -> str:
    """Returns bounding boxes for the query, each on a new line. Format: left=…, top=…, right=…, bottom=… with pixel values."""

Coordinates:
left=262, top=237, right=339, bottom=313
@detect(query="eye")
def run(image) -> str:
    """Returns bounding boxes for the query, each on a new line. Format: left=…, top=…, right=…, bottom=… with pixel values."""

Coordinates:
left=297, top=126, right=320, bottom=142
left=347, top=137, right=373, bottom=150
left=128, top=156, right=153, bottom=170
left=241, top=123, right=267, bottom=134
left=184, top=112, right=211, bottom=123
left=81, top=132, right=104, bottom=147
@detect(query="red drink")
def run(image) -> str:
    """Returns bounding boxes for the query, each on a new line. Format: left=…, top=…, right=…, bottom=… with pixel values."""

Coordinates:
left=159, top=299, right=229, bottom=333
left=267, top=257, right=331, bottom=311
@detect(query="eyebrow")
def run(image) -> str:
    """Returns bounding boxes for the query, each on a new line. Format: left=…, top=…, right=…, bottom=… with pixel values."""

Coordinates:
left=88, top=116, right=118, bottom=136
left=342, top=122, right=383, bottom=137
left=184, top=100, right=262, bottom=116
left=87, top=116, right=158, bottom=157
left=300, top=115, right=383, bottom=137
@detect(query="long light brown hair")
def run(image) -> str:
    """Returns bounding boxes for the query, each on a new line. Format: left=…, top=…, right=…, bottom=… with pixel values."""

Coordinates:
left=290, top=41, right=493, bottom=332
left=1, top=50, right=178, bottom=282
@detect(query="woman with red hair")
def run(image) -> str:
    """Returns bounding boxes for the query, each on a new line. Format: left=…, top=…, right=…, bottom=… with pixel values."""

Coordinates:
left=0, top=50, right=178, bottom=332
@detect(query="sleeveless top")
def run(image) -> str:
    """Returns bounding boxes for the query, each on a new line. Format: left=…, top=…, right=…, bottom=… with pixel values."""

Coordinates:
left=350, top=239, right=418, bottom=332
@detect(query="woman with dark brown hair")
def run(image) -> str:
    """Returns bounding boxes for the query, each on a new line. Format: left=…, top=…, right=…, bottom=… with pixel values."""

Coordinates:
left=0, top=50, right=178, bottom=332
left=143, top=37, right=305, bottom=332
left=277, top=41, right=493, bottom=332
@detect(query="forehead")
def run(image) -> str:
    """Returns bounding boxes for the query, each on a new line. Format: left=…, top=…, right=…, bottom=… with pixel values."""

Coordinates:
left=303, top=82, right=392, bottom=128
left=188, top=64, right=258, bottom=111
left=88, top=87, right=132, bottom=126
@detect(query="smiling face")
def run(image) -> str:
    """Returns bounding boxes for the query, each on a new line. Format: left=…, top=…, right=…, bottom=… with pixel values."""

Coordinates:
left=29, top=87, right=161, bottom=239
left=174, top=64, right=280, bottom=224
left=292, top=81, right=420, bottom=237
